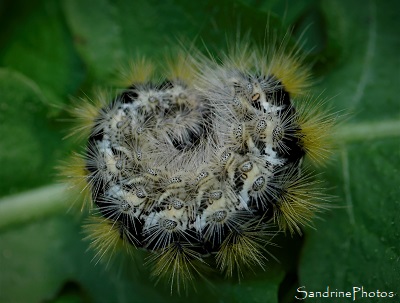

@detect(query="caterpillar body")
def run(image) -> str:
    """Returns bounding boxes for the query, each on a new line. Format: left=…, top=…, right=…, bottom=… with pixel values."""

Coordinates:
left=62, top=37, right=336, bottom=293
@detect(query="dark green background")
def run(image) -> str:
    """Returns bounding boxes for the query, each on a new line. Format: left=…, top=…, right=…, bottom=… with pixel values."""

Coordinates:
left=0, top=0, right=399, bottom=302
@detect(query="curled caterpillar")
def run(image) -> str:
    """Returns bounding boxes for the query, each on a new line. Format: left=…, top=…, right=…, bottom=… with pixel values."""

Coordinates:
left=62, top=37, right=337, bottom=293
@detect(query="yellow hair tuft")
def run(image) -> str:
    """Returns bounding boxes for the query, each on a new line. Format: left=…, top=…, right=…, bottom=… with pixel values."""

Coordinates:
left=269, top=56, right=310, bottom=97
left=163, top=51, right=196, bottom=85
left=147, top=242, right=206, bottom=295
left=84, top=216, right=135, bottom=265
left=114, top=57, right=155, bottom=87
left=215, top=220, right=273, bottom=279
left=274, top=167, right=329, bottom=234
left=57, top=152, right=92, bottom=211
left=66, top=89, right=111, bottom=141
left=295, top=96, right=338, bottom=165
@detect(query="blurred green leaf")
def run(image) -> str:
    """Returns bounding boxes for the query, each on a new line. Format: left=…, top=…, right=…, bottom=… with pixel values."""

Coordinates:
left=0, top=214, right=169, bottom=303
left=0, top=69, right=65, bottom=196
left=0, top=0, right=85, bottom=112
left=299, top=140, right=400, bottom=301
left=298, top=0, right=400, bottom=301
left=62, top=0, right=287, bottom=83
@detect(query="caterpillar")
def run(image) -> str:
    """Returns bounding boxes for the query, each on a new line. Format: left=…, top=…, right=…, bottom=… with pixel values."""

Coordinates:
left=61, top=35, right=337, bottom=294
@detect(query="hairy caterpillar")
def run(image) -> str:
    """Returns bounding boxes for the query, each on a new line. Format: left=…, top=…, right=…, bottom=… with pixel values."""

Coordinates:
left=61, top=34, right=337, bottom=293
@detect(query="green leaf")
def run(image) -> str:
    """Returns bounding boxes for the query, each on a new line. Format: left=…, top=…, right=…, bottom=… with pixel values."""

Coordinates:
left=0, top=69, right=66, bottom=196
left=0, top=213, right=169, bottom=303
left=0, top=0, right=85, bottom=113
left=62, top=0, right=285, bottom=83
left=297, top=0, right=400, bottom=301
